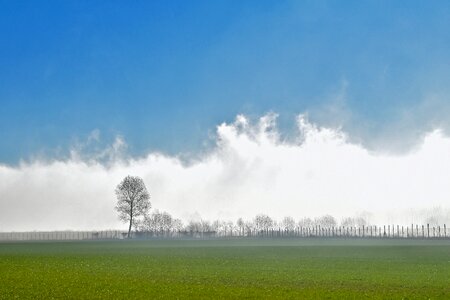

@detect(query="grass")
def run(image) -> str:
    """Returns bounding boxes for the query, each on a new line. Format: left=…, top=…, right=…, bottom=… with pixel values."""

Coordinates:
left=0, top=238, right=449, bottom=299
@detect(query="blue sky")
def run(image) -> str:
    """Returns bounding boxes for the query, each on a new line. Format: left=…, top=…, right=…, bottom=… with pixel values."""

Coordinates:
left=2, top=0, right=450, bottom=163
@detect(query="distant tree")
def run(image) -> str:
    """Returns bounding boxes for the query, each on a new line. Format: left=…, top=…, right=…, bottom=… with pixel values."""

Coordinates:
left=140, top=210, right=175, bottom=233
left=254, top=214, right=273, bottom=231
left=314, top=215, right=337, bottom=228
left=160, top=211, right=173, bottom=231
left=115, top=175, right=151, bottom=238
left=212, top=220, right=222, bottom=233
left=341, top=216, right=367, bottom=228
left=141, top=211, right=158, bottom=231
left=298, top=217, right=313, bottom=228
left=236, top=218, right=245, bottom=235
left=340, top=217, right=356, bottom=227
left=225, top=221, right=235, bottom=235
left=244, top=221, right=254, bottom=235
left=281, top=216, right=296, bottom=231
left=186, top=220, right=200, bottom=233
left=172, top=218, right=183, bottom=231
left=200, top=220, right=212, bottom=232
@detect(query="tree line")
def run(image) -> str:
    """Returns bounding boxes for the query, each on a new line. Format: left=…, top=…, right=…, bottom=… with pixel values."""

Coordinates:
left=135, top=211, right=371, bottom=234
left=115, top=175, right=373, bottom=237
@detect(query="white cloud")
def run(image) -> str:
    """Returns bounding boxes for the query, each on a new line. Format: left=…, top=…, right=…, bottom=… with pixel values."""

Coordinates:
left=1, top=114, right=450, bottom=231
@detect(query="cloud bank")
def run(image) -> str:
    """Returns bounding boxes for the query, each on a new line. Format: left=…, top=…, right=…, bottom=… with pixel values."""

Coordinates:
left=1, top=114, right=450, bottom=231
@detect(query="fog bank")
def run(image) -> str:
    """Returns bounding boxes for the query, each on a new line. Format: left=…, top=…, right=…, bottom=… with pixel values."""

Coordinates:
left=1, top=114, right=450, bottom=231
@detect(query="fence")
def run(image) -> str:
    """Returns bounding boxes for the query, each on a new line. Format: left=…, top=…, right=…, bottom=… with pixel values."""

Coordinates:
left=0, top=224, right=449, bottom=241
left=0, top=230, right=126, bottom=241
left=239, top=224, right=449, bottom=239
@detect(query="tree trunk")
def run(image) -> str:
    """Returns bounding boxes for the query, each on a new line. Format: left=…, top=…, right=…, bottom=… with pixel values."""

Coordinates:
left=128, top=203, right=134, bottom=239
left=128, top=217, right=132, bottom=238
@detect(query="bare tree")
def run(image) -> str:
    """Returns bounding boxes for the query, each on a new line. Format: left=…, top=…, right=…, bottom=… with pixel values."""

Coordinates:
left=281, top=216, right=296, bottom=231
left=236, top=218, right=245, bottom=235
left=200, top=220, right=212, bottom=232
left=115, top=175, right=151, bottom=238
left=172, top=218, right=183, bottom=231
left=341, top=216, right=367, bottom=228
left=314, top=214, right=337, bottom=228
left=298, top=217, right=313, bottom=228
left=340, top=217, right=356, bottom=227
left=186, top=220, right=202, bottom=233
left=212, top=220, right=225, bottom=233
left=139, top=210, right=175, bottom=234
left=254, top=214, right=273, bottom=231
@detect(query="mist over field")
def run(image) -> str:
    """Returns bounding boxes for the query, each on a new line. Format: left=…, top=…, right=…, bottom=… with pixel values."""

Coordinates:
left=0, top=114, right=449, bottom=231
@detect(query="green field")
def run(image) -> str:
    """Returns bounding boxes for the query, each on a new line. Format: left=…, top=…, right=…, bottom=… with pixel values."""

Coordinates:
left=1, top=238, right=449, bottom=299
